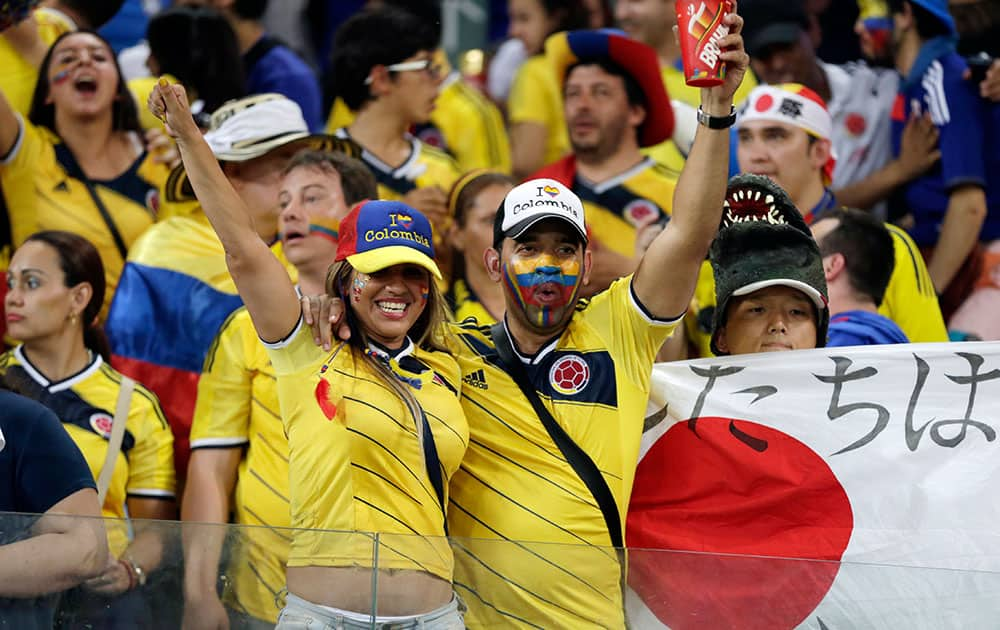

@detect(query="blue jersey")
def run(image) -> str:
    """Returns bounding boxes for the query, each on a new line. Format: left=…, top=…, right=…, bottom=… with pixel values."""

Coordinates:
left=891, top=37, right=1000, bottom=246
left=0, top=390, right=95, bottom=630
left=827, top=309, right=909, bottom=347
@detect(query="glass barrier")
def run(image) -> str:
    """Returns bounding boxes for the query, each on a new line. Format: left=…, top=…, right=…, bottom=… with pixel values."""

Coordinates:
left=3, top=512, right=999, bottom=629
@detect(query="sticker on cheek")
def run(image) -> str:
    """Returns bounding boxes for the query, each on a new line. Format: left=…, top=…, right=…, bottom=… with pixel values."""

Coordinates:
left=352, top=274, right=369, bottom=303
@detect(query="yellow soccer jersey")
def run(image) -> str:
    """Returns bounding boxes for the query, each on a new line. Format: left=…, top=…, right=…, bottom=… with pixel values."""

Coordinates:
left=263, top=320, right=468, bottom=580
left=326, top=76, right=511, bottom=174
left=448, top=278, right=497, bottom=326
left=576, top=158, right=679, bottom=259
left=0, top=115, right=168, bottom=316
left=685, top=223, right=947, bottom=357
left=332, top=128, right=461, bottom=203
left=190, top=307, right=288, bottom=623
left=0, top=8, right=75, bottom=116
left=430, top=75, right=511, bottom=173
left=880, top=224, right=946, bottom=342
left=641, top=137, right=687, bottom=173
left=445, top=276, right=679, bottom=629
left=508, top=54, right=570, bottom=166
left=0, top=347, right=174, bottom=554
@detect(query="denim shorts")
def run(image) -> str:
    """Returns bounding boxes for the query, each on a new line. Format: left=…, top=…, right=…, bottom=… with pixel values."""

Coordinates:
left=276, top=592, right=465, bottom=630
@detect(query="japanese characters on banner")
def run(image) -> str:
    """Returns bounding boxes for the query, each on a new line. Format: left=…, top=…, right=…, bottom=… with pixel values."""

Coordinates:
left=626, top=342, right=1000, bottom=630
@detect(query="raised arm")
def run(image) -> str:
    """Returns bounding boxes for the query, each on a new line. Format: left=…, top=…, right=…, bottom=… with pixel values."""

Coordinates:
left=149, top=80, right=300, bottom=342
left=632, top=7, right=749, bottom=319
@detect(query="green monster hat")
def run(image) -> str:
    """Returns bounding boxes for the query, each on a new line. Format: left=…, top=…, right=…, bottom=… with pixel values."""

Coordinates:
left=709, top=174, right=830, bottom=355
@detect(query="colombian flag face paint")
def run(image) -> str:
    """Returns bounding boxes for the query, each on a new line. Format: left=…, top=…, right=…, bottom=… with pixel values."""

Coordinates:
left=308, top=216, right=340, bottom=244
left=502, top=254, right=581, bottom=328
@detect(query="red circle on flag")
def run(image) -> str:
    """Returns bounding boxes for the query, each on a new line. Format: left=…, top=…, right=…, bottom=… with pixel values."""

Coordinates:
left=627, top=417, right=853, bottom=629
left=754, top=94, right=774, bottom=112
left=845, top=113, right=867, bottom=136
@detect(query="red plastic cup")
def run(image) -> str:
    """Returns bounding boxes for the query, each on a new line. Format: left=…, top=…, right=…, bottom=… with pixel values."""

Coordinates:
left=676, top=0, right=734, bottom=87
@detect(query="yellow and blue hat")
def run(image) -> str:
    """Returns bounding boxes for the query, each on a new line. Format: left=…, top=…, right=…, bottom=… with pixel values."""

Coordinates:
left=545, top=29, right=674, bottom=148
left=335, top=201, right=441, bottom=280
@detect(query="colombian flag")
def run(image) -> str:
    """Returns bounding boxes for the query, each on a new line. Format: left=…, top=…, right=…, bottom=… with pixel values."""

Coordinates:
left=103, top=209, right=299, bottom=479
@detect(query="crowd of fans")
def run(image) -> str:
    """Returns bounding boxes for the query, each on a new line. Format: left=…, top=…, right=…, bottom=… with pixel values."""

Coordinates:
left=0, top=0, right=997, bottom=628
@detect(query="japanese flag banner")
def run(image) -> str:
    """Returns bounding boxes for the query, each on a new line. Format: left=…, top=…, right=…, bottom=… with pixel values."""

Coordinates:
left=626, top=342, right=1000, bottom=630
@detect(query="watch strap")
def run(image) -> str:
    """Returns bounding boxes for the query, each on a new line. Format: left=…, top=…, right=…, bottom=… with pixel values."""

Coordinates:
left=697, top=106, right=737, bottom=129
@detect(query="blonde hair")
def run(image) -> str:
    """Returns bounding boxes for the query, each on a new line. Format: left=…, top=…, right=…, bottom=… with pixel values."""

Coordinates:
left=325, top=260, right=453, bottom=443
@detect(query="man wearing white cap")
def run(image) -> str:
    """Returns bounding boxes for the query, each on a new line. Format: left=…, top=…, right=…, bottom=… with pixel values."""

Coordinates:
left=734, top=84, right=945, bottom=344
left=106, top=93, right=351, bottom=485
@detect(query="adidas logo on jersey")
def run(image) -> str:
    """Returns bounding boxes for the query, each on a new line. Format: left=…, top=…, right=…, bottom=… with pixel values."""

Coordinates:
left=463, top=368, right=489, bottom=390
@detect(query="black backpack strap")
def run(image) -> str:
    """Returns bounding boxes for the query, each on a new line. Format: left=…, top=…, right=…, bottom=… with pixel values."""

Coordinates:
left=418, top=406, right=447, bottom=535
left=489, top=323, right=623, bottom=550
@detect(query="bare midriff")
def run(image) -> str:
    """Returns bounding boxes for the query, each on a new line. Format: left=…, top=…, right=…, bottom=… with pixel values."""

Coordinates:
left=286, top=566, right=453, bottom=616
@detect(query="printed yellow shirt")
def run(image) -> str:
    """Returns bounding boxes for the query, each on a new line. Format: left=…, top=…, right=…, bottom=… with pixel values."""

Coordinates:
left=264, top=320, right=468, bottom=579
left=446, top=276, right=679, bottom=628
left=0, top=347, right=174, bottom=555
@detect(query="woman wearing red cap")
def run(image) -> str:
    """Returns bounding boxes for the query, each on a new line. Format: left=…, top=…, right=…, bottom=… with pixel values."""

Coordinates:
left=149, top=81, right=468, bottom=628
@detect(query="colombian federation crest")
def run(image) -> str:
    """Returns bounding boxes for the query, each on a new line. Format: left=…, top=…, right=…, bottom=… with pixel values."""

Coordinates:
left=89, top=413, right=114, bottom=439
left=549, top=355, right=590, bottom=395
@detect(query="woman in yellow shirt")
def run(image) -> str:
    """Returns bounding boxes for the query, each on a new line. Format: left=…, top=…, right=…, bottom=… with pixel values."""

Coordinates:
left=0, top=30, right=170, bottom=316
left=151, top=80, right=469, bottom=628
left=2, top=230, right=175, bottom=627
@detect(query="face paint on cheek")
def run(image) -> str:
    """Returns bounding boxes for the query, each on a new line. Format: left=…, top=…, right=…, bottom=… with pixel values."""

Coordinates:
left=308, top=217, right=340, bottom=245
left=51, top=60, right=76, bottom=85
left=352, top=274, right=369, bottom=304
left=419, top=285, right=429, bottom=304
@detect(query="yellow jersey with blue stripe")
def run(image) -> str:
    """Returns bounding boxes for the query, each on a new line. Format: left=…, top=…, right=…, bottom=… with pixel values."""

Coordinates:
left=537, top=156, right=679, bottom=259
left=445, top=276, right=680, bottom=629
left=0, top=115, right=168, bottom=316
left=263, top=320, right=468, bottom=580
left=686, top=222, right=947, bottom=357
left=0, top=347, right=174, bottom=555
left=190, top=307, right=288, bottom=624
left=332, top=128, right=461, bottom=202
left=0, top=8, right=75, bottom=116
left=326, top=74, right=511, bottom=174
left=508, top=55, right=570, bottom=166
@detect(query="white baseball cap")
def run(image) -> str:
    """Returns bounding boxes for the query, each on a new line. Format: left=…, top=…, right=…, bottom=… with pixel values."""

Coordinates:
left=204, top=93, right=312, bottom=162
left=497, top=178, right=588, bottom=243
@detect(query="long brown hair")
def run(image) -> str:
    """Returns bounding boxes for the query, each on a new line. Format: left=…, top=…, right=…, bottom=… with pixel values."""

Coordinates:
left=24, top=231, right=111, bottom=361
left=325, top=260, right=452, bottom=442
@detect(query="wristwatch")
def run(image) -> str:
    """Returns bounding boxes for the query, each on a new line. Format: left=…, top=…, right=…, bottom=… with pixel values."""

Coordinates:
left=697, top=106, right=737, bottom=129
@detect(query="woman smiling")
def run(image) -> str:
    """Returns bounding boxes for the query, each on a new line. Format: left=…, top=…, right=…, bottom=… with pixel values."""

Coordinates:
left=149, top=80, right=468, bottom=628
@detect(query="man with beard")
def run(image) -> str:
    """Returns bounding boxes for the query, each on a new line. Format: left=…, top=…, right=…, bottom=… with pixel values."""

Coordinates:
left=532, top=30, right=680, bottom=295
